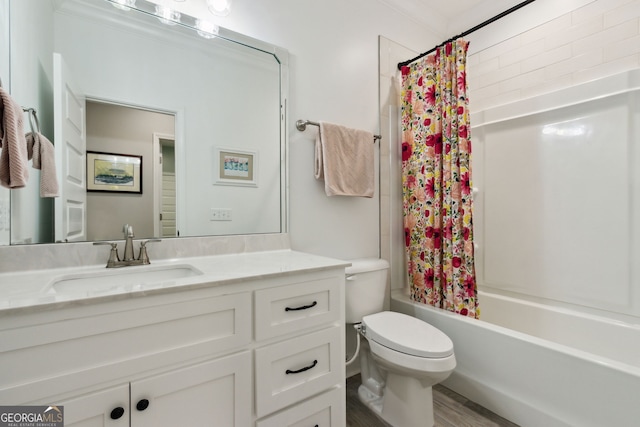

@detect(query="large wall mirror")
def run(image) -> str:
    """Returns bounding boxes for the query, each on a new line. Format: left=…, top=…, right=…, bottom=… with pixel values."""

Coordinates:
left=1, top=0, right=288, bottom=246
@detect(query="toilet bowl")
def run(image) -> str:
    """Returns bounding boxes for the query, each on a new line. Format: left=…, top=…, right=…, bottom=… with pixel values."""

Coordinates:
left=345, top=259, right=456, bottom=427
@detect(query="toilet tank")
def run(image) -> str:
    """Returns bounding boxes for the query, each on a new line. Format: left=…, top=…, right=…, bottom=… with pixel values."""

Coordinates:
left=345, top=258, right=389, bottom=324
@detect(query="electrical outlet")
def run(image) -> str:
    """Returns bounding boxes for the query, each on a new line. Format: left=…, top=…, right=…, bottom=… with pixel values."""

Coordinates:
left=210, top=208, right=232, bottom=221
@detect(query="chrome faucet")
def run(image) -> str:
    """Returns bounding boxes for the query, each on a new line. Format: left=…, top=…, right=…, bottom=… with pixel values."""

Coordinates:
left=123, top=224, right=136, bottom=261
left=94, top=224, right=161, bottom=268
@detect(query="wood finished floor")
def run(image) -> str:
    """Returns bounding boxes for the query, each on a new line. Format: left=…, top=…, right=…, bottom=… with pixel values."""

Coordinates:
left=346, top=375, right=520, bottom=427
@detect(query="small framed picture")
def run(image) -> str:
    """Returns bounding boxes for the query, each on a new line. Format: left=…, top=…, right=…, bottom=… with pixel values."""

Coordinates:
left=213, top=147, right=258, bottom=187
left=87, top=151, right=142, bottom=194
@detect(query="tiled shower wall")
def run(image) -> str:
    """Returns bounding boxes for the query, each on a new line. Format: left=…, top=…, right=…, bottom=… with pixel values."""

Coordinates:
left=468, top=0, right=640, bottom=112
left=380, top=0, right=640, bottom=292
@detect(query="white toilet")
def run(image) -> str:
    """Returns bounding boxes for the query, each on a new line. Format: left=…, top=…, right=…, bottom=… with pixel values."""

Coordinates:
left=345, top=259, right=456, bottom=427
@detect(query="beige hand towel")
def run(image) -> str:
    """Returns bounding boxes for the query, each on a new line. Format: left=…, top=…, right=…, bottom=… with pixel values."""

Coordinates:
left=26, top=132, right=59, bottom=198
left=0, top=87, right=29, bottom=188
left=315, top=121, right=374, bottom=198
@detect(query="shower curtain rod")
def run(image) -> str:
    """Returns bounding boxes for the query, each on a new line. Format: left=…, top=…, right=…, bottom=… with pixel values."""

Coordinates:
left=397, top=0, right=536, bottom=70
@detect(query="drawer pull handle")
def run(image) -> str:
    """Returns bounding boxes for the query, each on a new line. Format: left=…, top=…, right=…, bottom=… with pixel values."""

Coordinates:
left=285, top=301, right=317, bottom=311
left=110, top=407, right=125, bottom=420
left=286, top=359, right=318, bottom=374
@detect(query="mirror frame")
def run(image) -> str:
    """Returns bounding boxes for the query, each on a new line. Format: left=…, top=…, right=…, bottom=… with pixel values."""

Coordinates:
left=1, top=0, right=289, bottom=246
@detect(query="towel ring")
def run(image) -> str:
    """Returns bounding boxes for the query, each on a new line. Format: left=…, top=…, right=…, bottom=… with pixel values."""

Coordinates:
left=23, top=107, right=40, bottom=134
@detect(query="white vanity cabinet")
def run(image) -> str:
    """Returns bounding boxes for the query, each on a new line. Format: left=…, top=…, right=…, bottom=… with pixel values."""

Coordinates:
left=60, top=352, right=251, bottom=427
left=254, top=276, right=344, bottom=420
left=0, top=257, right=347, bottom=427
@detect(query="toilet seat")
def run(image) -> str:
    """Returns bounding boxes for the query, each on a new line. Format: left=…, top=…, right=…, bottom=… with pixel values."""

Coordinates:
left=362, top=311, right=453, bottom=358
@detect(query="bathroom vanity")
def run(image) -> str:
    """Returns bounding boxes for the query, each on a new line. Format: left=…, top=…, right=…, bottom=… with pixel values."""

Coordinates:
left=0, top=248, right=348, bottom=427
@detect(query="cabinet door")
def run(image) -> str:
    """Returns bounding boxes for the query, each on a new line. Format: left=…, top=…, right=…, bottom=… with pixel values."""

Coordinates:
left=131, top=351, right=251, bottom=427
left=58, top=384, right=129, bottom=427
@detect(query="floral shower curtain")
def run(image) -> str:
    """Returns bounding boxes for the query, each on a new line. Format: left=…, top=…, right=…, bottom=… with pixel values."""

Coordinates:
left=400, top=39, right=479, bottom=318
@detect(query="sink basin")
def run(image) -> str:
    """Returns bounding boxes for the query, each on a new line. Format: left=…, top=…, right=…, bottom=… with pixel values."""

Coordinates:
left=47, top=264, right=203, bottom=295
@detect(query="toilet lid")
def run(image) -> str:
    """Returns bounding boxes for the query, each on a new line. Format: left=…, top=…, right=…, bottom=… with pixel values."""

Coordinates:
left=362, top=311, right=453, bottom=358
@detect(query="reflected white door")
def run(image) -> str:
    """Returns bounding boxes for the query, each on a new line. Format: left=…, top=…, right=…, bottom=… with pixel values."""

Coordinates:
left=53, top=53, right=87, bottom=242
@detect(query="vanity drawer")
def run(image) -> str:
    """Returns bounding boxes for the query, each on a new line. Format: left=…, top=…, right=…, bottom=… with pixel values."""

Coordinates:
left=256, top=386, right=344, bottom=427
left=255, top=326, right=342, bottom=417
left=0, top=292, right=252, bottom=403
left=254, top=277, right=341, bottom=341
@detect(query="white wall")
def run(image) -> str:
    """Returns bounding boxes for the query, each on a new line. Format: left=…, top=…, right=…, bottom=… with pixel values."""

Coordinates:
left=6, top=0, right=55, bottom=244
left=156, top=0, right=440, bottom=260
left=383, top=0, right=640, bottom=321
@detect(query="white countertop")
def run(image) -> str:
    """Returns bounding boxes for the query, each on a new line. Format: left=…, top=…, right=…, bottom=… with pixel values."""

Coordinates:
left=0, top=250, right=350, bottom=314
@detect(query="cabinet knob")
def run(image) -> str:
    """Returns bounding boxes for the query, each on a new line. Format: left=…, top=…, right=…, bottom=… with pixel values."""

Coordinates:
left=136, top=399, right=150, bottom=411
left=110, top=407, right=125, bottom=420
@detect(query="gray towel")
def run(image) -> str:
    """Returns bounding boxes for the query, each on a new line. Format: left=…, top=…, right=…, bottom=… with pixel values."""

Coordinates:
left=315, top=121, right=374, bottom=197
left=0, top=87, right=29, bottom=188
left=26, top=132, right=59, bottom=198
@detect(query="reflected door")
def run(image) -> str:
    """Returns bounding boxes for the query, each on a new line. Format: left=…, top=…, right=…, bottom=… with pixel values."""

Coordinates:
left=53, top=52, right=87, bottom=242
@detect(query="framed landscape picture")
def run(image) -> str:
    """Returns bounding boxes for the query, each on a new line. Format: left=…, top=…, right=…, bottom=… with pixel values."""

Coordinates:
left=87, top=151, right=142, bottom=193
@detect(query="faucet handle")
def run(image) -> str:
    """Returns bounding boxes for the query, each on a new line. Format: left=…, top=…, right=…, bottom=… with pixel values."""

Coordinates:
left=94, top=241, right=121, bottom=267
left=138, top=239, right=162, bottom=264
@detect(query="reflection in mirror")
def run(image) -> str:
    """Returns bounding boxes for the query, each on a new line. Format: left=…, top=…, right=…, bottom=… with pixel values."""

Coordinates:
left=3, top=0, right=287, bottom=245
left=86, top=101, right=176, bottom=241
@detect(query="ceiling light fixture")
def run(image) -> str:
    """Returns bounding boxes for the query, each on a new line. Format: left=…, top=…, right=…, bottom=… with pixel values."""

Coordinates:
left=206, top=0, right=231, bottom=17
left=155, top=5, right=181, bottom=25
left=107, top=0, right=136, bottom=11
left=195, top=19, right=219, bottom=39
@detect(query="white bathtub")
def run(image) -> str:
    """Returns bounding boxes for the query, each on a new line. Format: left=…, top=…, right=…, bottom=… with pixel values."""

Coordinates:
left=391, top=289, right=640, bottom=427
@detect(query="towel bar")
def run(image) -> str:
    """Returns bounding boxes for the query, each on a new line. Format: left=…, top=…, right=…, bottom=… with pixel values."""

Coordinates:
left=296, top=119, right=381, bottom=142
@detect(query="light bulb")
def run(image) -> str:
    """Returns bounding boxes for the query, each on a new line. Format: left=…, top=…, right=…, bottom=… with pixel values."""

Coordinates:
left=207, top=0, right=231, bottom=16
left=155, top=5, right=181, bottom=25
left=196, top=19, right=219, bottom=39
left=107, top=0, right=136, bottom=11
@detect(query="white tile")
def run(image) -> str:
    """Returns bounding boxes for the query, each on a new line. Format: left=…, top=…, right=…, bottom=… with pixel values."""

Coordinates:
left=476, top=35, right=521, bottom=64
left=499, top=38, right=546, bottom=68
left=468, top=56, right=500, bottom=79
left=573, top=53, right=640, bottom=84
left=520, top=73, right=573, bottom=100
left=604, top=1, right=640, bottom=27
left=473, top=62, right=521, bottom=89
left=572, top=19, right=639, bottom=55
left=604, top=33, right=640, bottom=61
left=470, top=88, right=522, bottom=113
left=472, top=68, right=546, bottom=102
left=467, top=52, right=480, bottom=67
left=545, top=15, right=603, bottom=50
left=544, top=50, right=604, bottom=78
left=572, top=0, right=635, bottom=25
left=521, top=44, right=572, bottom=74
left=520, top=13, right=572, bottom=46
